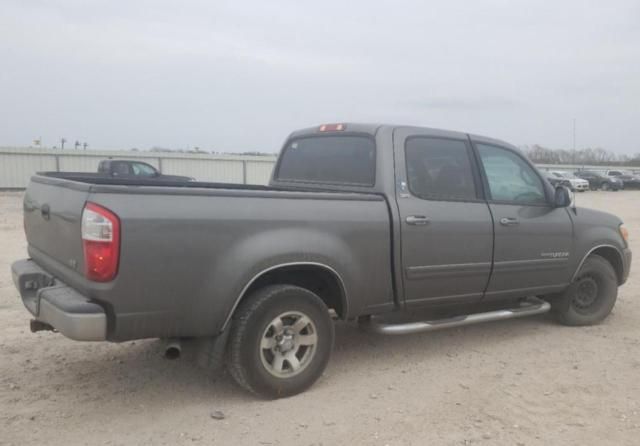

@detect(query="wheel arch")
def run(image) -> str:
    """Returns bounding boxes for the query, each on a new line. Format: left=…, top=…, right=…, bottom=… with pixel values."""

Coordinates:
left=221, top=262, right=348, bottom=331
left=572, top=244, right=624, bottom=285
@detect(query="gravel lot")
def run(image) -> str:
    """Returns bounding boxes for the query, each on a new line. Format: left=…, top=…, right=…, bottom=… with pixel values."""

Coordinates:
left=1, top=190, right=639, bottom=446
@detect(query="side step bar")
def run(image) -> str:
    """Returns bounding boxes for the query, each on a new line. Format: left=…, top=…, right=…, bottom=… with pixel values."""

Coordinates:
left=365, top=297, right=551, bottom=335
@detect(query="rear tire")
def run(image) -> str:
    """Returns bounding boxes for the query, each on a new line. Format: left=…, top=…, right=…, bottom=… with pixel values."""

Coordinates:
left=551, top=254, right=618, bottom=326
left=227, top=284, right=334, bottom=398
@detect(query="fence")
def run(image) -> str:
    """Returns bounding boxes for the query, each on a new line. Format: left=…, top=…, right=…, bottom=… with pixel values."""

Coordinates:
left=0, top=147, right=277, bottom=189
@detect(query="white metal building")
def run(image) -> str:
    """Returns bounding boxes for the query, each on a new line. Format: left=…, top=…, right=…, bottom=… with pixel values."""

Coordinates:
left=0, top=147, right=277, bottom=189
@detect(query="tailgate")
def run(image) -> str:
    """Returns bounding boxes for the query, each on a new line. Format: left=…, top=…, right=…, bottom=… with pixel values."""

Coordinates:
left=24, top=177, right=90, bottom=276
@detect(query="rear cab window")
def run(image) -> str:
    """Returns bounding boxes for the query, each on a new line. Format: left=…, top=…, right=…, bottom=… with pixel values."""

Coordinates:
left=275, top=135, right=376, bottom=186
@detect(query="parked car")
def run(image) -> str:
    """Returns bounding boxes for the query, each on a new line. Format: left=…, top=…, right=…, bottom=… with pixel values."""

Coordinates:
left=574, top=170, right=622, bottom=191
left=547, top=171, right=589, bottom=192
left=12, top=123, right=632, bottom=398
left=544, top=171, right=571, bottom=189
left=97, top=159, right=194, bottom=181
left=605, top=170, right=640, bottom=189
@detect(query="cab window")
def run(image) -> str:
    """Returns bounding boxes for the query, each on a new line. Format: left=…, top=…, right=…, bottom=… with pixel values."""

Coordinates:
left=477, top=144, right=546, bottom=205
left=111, top=162, right=131, bottom=176
left=131, top=162, right=157, bottom=177
left=405, top=137, right=477, bottom=201
left=276, top=135, right=375, bottom=186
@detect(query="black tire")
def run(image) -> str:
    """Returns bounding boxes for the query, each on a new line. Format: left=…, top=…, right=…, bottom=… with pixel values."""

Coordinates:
left=551, top=254, right=618, bottom=326
left=227, top=284, right=334, bottom=398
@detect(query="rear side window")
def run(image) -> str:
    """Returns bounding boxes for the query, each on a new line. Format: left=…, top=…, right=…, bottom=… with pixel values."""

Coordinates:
left=405, top=137, right=477, bottom=200
left=276, top=135, right=376, bottom=186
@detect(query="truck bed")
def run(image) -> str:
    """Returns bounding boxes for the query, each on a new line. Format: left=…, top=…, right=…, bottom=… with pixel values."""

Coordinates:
left=23, top=172, right=395, bottom=341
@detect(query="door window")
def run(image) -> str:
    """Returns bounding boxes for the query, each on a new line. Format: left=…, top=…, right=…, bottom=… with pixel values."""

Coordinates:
left=477, top=144, right=546, bottom=204
left=405, top=138, right=477, bottom=200
left=131, top=162, right=157, bottom=177
left=111, top=162, right=132, bottom=176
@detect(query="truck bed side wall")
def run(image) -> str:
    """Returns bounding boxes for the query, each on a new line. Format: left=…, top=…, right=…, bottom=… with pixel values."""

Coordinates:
left=79, top=191, right=393, bottom=341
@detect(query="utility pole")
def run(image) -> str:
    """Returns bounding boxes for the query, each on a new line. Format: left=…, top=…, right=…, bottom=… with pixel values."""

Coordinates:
left=572, top=118, right=576, bottom=164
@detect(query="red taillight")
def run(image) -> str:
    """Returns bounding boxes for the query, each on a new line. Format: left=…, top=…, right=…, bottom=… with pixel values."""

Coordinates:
left=81, top=202, right=120, bottom=282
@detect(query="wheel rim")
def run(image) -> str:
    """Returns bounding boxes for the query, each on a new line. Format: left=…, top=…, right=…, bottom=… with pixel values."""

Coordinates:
left=259, top=311, right=318, bottom=378
left=572, top=276, right=600, bottom=314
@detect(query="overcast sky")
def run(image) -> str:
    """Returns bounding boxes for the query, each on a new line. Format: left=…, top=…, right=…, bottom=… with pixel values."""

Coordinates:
left=1, top=0, right=639, bottom=154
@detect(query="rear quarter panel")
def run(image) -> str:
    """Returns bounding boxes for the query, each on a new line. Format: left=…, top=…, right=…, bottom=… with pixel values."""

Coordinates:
left=87, top=189, right=393, bottom=341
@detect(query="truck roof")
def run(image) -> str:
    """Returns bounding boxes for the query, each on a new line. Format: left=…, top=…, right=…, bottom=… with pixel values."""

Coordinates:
left=287, top=123, right=517, bottom=150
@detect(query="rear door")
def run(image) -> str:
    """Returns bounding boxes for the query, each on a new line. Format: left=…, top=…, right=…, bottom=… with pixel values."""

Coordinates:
left=473, top=140, right=573, bottom=299
left=394, top=128, right=494, bottom=307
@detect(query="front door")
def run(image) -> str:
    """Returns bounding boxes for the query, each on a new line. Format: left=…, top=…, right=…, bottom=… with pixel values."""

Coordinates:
left=394, top=129, right=494, bottom=307
left=474, top=141, right=574, bottom=300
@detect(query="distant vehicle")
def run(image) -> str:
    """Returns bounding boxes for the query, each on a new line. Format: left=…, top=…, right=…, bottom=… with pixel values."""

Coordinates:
left=548, top=171, right=589, bottom=192
left=98, top=159, right=194, bottom=182
left=545, top=171, right=571, bottom=189
left=574, top=170, right=622, bottom=191
left=605, top=170, right=640, bottom=189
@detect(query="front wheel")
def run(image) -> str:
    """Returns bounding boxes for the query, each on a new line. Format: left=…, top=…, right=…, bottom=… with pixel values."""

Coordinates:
left=227, top=284, right=334, bottom=398
left=551, top=254, right=618, bottom=326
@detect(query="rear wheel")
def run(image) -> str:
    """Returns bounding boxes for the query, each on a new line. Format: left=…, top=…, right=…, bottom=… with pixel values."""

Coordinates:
left=551, top=254, right=618, bottom=326
left=227, top=284, right=334, bottom=398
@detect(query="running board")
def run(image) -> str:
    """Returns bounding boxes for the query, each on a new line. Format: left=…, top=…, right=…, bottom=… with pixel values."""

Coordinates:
left=365, top=297, right=551, bottom=335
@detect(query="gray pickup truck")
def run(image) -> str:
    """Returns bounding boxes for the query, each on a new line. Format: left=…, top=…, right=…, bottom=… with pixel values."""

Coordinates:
left=12, top=123, right=632, bottom=398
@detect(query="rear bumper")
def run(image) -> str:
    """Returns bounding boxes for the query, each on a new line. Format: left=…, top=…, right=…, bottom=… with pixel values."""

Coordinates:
left=11, top=259, right=107, bottom=341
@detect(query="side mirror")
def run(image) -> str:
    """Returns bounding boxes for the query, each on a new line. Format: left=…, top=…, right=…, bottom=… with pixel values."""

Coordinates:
left=554, top=186, right=572, bottom=208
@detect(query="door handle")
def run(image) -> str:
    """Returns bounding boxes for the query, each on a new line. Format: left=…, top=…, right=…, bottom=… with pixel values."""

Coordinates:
left=500, top=217, right=519, bottom=226
left=40, top=204, right=50, bottom=221
left=406, top=215, right=431, bottom=225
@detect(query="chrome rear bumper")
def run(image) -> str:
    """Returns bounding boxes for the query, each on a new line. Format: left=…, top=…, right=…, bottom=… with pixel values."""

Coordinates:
left=11, top=259, right=107, bottom=341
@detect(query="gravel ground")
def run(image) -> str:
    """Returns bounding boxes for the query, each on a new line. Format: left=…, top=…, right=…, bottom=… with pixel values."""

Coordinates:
left=1, top=190, right=639, bottom=446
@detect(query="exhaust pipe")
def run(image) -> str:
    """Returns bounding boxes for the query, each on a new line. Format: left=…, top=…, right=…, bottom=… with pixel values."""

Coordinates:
left=164, top=338, right=182, bottom=360
left=30, top=319, right=55, bottom=333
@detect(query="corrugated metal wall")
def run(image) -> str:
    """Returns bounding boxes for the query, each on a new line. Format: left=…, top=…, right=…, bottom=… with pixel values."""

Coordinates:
left=0, top=148, right=276, bottom=188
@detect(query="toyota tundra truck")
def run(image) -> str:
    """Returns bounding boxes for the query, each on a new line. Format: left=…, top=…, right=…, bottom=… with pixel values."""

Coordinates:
left=11, top=123, right=632, bottom=398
